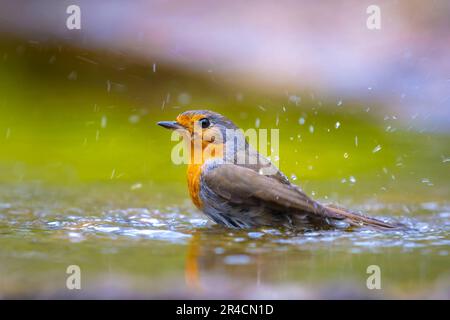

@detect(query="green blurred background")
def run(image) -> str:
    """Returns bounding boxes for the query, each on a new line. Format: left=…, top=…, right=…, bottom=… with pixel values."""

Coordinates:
left=0, top=38, right=448, bottom=202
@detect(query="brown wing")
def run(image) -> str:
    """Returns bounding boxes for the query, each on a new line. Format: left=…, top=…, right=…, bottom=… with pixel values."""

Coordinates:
left=202, top=164, right=333, bottom=217
left=203, top=164, right=400, bottom=229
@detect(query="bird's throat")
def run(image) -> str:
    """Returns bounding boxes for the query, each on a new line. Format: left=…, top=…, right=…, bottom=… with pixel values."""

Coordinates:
left=186, top=143, right=223, bottom=209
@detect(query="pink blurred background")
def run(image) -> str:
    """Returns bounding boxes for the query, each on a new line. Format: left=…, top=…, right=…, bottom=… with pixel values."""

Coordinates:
left=1, top=0, right=449, bottom=130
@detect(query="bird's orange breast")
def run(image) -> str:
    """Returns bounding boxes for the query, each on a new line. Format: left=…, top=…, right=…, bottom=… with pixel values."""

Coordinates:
left=186, top=142, right=224, bottom=209
left=187, top=163, right=203, bottom=209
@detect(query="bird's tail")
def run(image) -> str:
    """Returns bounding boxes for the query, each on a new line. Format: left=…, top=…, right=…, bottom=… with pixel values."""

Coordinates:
left=324, top=204, right=401, bottom=230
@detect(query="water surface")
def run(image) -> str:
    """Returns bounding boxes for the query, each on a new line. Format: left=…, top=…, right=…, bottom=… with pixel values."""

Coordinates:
left=0, top=182, right=448, bottom=299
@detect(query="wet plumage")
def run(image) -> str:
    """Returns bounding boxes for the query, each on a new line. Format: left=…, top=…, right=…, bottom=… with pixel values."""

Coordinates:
left=158, top=110, right=399, bottom=231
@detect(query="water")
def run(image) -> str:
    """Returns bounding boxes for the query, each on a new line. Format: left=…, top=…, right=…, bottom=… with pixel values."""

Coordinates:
left=0, top=183, right=448, bottom=299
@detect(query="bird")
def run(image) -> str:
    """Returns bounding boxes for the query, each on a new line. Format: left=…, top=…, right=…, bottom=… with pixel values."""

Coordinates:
left=158, top=110, right=398, bottom=231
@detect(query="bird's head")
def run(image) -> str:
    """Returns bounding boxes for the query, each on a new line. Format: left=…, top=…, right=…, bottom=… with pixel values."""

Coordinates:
left=158, top=110, right=238, bottom=149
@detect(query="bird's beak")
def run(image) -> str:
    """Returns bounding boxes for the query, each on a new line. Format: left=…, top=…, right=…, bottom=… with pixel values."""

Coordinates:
left=157, top=121, right=184, bottom=130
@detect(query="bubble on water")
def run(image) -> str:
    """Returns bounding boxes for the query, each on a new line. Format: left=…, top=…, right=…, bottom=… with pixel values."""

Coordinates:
left=298, top=117, right=305, bottom=125
left=93, top=226, right=121, bottom=233
left=331, top=220, right=350, bottom=229
left=214, top=247, right=225, bottom=254
left=309, top=125, right=314, bottom=133
left=255, top=118, right=260, bottom=128
left=438, top=212, right=450, bottom=218
left=248, top=232, right=264, bottom=239
left=290, top=174, right=297, bottom=181
left=344, top=153, right=349, bottom=159
left=349, top=176, right=356, bottom=183
left=372, top=145, right=382, bottom=153
left=139, top=218, right=162, bottom=226
left=0, top=203, right=11, bottom=209
left=224, top=254, right=251, bottom=265
left=335, top=121, right=341, bottom=129
left=67, top=232, right=84, bottom=242
left=47, top=221, right=61, bottom=228
left=189, top=218, right=208, bottom=227
left=121, top=229, right=191, bottom=242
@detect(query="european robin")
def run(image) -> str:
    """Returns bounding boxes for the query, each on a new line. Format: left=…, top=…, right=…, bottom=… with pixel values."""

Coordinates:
left=158, top=110, right=397, bottom=230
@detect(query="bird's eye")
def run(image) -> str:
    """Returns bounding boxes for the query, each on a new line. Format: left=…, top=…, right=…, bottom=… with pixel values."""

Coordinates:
left=199, top=118, right=211, bottom=129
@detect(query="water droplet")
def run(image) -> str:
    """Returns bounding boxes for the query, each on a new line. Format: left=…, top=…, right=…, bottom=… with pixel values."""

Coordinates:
left=100, top=115, right=107, bottom=128
left=289, top=95, right=301, bottom=105
left=67, top=71, right=77, bottom=80
left=178, top=92, right=191, bottom=105
left=129, top=114, right=140, bottom=124
left=131, top=183, right=142, bottom=190
left=372, top=145, right=382, bottom=153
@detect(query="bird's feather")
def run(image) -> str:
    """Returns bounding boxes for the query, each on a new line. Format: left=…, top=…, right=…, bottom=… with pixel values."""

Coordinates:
left=202, top=164, right=399, bottom=229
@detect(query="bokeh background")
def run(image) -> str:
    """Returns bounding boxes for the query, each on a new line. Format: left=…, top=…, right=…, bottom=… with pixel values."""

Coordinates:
left=0, top=0, right=449, bottom=299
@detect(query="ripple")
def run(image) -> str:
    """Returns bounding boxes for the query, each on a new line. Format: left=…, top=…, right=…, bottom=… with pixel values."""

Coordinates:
left=0, top=191, right=449, bottom=253
left=224, top=254, right=252, bottom=265
left=119, top=229, right=191, bottom=242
